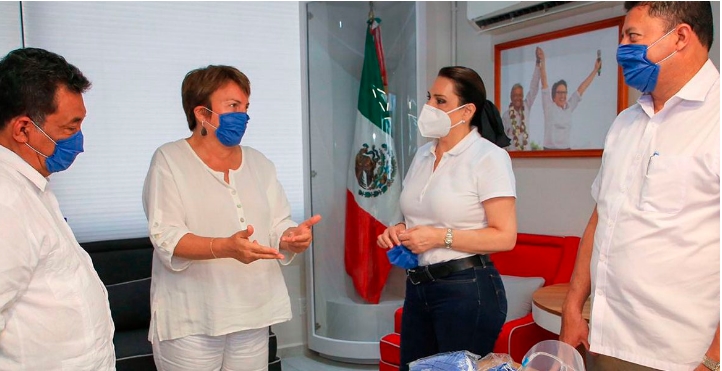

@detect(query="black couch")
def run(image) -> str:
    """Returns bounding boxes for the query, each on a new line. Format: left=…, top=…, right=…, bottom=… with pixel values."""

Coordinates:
left=81, top=238, right=155, bottom=371
left=81, top=237, right=281, bottom=371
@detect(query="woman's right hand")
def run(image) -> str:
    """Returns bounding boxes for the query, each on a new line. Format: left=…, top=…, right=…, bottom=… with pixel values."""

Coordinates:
left=376, top=223, right=406, bottom=249
left=217, top=225, right=285, bottom=264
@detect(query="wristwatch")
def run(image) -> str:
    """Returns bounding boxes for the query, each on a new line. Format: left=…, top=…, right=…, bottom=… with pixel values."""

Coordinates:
left=444, top=228, right=453, bottom=249
left=703, top=355, right=720, bottom=371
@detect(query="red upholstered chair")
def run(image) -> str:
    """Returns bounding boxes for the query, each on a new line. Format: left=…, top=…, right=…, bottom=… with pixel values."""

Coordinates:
left=378, top=233, right=581, bottom=369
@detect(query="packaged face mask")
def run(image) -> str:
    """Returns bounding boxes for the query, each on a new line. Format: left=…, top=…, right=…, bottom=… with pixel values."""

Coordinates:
left=409, top=350, right=480, bottom=371
left=386, top=245, right=418, bottom=269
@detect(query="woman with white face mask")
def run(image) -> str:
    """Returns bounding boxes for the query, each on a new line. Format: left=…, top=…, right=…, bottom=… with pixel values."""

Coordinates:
left=377, top=66, right=518, bottom=370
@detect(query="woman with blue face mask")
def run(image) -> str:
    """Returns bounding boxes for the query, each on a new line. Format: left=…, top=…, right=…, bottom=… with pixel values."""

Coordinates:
left=376, top=66, right=518, bottom=370
left=142, top=65, right=321, bottom=371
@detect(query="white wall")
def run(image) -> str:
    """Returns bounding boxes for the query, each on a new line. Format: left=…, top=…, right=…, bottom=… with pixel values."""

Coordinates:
left=417, top=2, right=454, bottom=101
left=454, top=1, right=721, bottom=237
left=0, top=2, right=22, bottom=56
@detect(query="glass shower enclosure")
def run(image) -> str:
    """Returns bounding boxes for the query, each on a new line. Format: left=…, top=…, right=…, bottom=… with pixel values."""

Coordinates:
left=303, top=1, right=418, bottom=363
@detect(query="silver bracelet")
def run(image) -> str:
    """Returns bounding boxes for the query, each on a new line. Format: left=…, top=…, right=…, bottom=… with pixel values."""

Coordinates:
left=209, top=237, right=218, bottom=259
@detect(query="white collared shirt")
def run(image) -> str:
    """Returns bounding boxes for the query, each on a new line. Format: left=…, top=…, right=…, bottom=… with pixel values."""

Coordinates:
left=0, top=146, right=115, bottom=370
left=502, top=66, right=541, bottom=151
left=400, top=130, right=516, bottom=266
left=541, top=87, right=581, bottom=149
left=589, top=60, right=720, bottom=371
left=142, top=139, right=296, bottom=342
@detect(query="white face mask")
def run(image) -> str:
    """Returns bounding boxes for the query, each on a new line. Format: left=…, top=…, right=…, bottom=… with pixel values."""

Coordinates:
left=417, top=104, right=467, bottom=138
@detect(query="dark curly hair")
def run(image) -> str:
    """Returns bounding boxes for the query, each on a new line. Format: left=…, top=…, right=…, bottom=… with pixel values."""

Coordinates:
left=0, top=48, right=91, bottom=130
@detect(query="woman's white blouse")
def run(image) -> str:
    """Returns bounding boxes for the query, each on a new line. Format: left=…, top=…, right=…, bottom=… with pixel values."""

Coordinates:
left=400, top=130, right=516, bottom=266
left=142, top=139, right=296, bottom=342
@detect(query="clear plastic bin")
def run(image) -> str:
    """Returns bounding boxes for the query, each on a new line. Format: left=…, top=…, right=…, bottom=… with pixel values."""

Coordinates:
left=520, top=340, right=585, bottom=371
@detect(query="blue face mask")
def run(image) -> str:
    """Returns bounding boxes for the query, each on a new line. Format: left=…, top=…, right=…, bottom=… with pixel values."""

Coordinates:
left=25, top=121, right=84, bottom=173
left=204, top=108, right=249, bottom=147
left=386, top=245, right=418, bottom=269
left=616, top=28, right=677, bottom=93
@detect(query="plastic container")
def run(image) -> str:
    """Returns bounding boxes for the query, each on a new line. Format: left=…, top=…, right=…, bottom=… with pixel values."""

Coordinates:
left=520, top=340, right=585, bottom=371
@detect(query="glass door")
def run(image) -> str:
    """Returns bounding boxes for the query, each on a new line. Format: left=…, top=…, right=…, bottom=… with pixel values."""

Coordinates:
left=305, top=1, right=418, bottom=362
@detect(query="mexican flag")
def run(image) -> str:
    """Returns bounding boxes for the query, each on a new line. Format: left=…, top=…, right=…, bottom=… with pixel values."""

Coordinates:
left=344, top=16, right=401, bottom=304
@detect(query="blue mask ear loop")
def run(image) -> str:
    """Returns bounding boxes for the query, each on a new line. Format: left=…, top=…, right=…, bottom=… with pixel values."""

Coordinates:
left=31, top=120, right=58, bottom=146
left=200, top=107, right=218, bottom=136
left=646, top=27, right=679, bottom=65
left=24, top=120, right=56, bottom=158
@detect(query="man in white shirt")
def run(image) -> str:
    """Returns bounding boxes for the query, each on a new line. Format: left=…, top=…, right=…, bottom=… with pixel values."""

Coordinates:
left=561, top=2, right=719, bottom=371
left=539, top=47, right=601, bottom=149
left=501, top=47, right=542, bottom=151
left=0, top=48, right=115, bottom=370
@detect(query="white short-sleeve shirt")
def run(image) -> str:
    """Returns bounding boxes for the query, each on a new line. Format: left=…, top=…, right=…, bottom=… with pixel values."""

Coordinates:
left=542, top=87, right=581, bottom=149
left=142, top=139, right=296, bottom=342
left=589, top=60, right=720, bottom=371
left=0, top=146, right=116, bottom=370
left=400, top=130, right=516, bottom=266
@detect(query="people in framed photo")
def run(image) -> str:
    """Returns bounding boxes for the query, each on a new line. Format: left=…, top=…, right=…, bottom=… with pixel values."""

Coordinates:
left=495, top=17, right=627, bottom=157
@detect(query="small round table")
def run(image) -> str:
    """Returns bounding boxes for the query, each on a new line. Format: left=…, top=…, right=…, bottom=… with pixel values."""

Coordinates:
left=532, top=283, right=590, bottom=334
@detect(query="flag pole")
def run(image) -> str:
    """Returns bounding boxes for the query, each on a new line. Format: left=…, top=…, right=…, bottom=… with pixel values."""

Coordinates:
left=367, top=2, right=388, bottom=94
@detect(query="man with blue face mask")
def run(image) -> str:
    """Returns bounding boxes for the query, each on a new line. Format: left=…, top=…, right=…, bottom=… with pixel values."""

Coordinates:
left=561, top=2, right=719, bottom=371
left=0, top=48, right=115, bottom=369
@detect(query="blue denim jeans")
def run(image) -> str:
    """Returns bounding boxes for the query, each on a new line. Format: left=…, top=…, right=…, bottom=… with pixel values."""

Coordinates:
left=399, top=265, right=507, bottom=371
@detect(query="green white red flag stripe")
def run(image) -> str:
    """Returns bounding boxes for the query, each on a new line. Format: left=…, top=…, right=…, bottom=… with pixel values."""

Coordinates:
left=344, top=16, right=401, bottom=304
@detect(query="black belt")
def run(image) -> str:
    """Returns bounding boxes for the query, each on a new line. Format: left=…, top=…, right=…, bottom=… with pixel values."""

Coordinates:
left=406, top=255, right=492, bottom=285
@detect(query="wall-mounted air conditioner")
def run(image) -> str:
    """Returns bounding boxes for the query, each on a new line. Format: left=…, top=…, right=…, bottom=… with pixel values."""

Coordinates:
left=467, top=1, right=597, bottom=32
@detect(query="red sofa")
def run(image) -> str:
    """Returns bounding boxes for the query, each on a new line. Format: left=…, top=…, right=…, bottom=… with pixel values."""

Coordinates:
left=379, top=233, right=581, bottom=370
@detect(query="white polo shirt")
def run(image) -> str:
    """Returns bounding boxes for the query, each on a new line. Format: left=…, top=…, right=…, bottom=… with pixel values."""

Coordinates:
left=142, top=139, right=296, bottom=342
left=541, top=87, right=581, bottom=149
left=0, top=145, right=116, bottom=370
left=400, top=130, right=516, bottom=266
left=589, top=60, right=720, bottom=371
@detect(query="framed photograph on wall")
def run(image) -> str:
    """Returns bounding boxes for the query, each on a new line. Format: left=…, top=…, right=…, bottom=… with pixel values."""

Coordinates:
left=494, top=17, right=628, bottom=158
